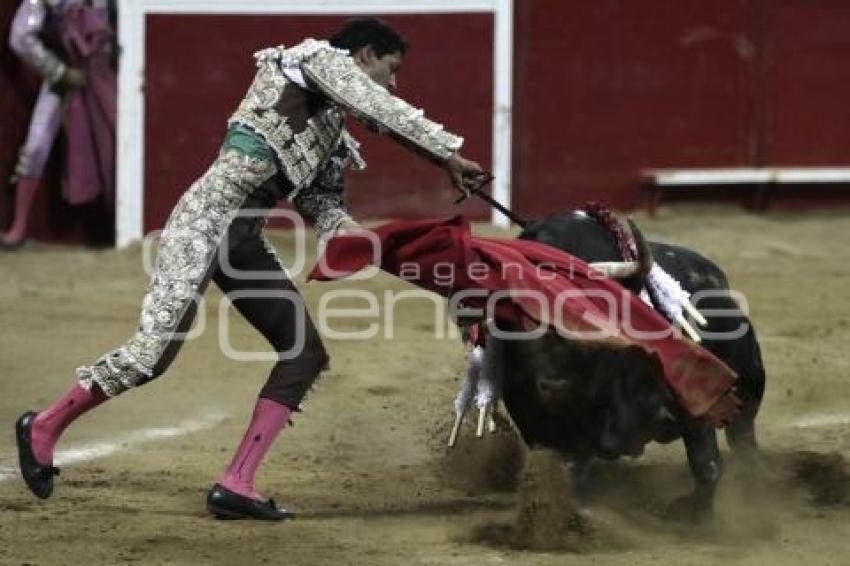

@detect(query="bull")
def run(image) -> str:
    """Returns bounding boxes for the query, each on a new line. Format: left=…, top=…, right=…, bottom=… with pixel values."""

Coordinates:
left=486, top=211, right=766, bottom=520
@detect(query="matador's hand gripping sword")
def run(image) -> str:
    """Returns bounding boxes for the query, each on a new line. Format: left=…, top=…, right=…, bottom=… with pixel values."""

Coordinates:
left=453, top=174, right=529, bottom=229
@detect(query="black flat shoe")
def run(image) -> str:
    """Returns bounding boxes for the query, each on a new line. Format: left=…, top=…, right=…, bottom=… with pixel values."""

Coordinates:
left=15, top=411, right=60, bottom=499
left=206, top=483, right=295, bottom=521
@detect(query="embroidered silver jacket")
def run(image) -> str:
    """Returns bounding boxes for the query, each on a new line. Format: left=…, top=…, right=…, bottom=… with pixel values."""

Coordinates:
left=228, top=39, right=464, bottom=237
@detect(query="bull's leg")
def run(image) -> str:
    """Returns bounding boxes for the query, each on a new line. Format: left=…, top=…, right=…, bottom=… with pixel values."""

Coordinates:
left=725, top=414, right=758, bottom=453
left=725, top=411, right=769, bottom=483
left=724, top=366, right=765, bottom=474
left=724, top=362, right=764, bottom=459
left=716, top=320, right=765, bottom=459
left=666, top=422, right=723, bottom=522
left=559, top=453, right=594, bottom=528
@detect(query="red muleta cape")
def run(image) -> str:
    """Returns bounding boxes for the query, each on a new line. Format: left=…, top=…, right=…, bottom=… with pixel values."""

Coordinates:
left=309, top=216, right=740, bottom=425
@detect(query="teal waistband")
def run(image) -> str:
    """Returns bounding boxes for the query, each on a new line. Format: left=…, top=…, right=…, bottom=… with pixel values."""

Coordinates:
left=222, top=125, right=276, bottom=162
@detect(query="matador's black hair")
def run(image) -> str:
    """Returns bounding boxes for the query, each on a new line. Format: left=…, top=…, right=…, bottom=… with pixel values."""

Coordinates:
left=330, top=18, right=409, bottom=57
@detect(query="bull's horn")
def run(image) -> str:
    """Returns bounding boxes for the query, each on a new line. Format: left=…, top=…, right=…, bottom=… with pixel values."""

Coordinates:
left=683, top=300, right=708, bottom=327
left=476, top=407, right=487, bottom=438
left=588, top=219, right=653, bottom=280
left=627, top=218, right=654, bottom=279
left=589, top=261, right=640, bottom=278
left=448, top=413, right=463, bottom=447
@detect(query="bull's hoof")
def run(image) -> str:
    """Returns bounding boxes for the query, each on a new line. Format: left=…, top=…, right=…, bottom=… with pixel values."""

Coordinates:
left=574, top=507, right=594, bottom=532
left=663, top=494, right=713, bottom=523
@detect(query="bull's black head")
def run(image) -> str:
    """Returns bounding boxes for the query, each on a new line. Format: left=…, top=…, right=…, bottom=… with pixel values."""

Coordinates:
left=526, top=333, right=597, bottom=407
left=591, top=345, right=675, bottom=458
left=525, top=334, right=676, bottom=459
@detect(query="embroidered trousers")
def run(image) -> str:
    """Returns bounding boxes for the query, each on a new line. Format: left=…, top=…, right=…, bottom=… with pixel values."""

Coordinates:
left=76, top=149, right=328, bottom=408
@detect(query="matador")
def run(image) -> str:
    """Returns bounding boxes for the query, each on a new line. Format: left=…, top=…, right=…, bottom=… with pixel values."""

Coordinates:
left=16, top=18, right=485, bottom=520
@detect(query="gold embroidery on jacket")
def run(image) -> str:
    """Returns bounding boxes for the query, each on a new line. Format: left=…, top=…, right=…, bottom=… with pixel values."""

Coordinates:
left=77, top=150, right=278, bottom=397
left=302, top=48, right=464, bottom=161
left=230, top=39, right=462, bottom=192
left=229, top=67, right=345, bottom=190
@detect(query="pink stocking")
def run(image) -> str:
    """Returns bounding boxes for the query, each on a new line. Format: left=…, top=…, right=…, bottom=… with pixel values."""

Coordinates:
left=3, top=177, right=40, bottom=244
left=31, top=383, right=108, bottom=465
left=217, top=398, right=292, bottom=500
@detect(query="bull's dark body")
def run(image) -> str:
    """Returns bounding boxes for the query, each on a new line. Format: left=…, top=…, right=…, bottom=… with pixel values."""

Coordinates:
left=490, top=212, right=766, bottom=517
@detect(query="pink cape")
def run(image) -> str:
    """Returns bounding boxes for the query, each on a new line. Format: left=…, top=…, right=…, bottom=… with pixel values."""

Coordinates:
left=309, top=216, right=740, bottom=425
left=61, top=2, right=116, bottom=206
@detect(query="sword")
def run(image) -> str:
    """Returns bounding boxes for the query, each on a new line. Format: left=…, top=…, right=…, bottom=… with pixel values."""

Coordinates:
left=454, top=174, right=528, bottom=228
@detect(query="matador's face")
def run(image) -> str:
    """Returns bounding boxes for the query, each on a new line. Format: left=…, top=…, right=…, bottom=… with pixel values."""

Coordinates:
left=354, top=46, right=404, bottom=91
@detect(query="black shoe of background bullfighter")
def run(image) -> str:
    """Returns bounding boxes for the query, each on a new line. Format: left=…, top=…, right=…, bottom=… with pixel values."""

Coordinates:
left=15, top=411, right=60, bottom=499
left=206, top=483, right=295, bottom=521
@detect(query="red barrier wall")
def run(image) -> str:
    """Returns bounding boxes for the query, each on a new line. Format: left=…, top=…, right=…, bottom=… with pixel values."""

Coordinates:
left=4, top=2, right=850, bottom=242
left=512, top=0, right=850, bottom=216
left=513, top=0, right=757, bottom=215
left=143, top=14, right=493, bottom=232
left=763, top=0, right=850, bottom=165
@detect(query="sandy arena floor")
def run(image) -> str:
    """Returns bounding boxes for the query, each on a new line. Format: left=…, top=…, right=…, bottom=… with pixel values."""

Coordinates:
left=0, top=206, right=848, bottom=565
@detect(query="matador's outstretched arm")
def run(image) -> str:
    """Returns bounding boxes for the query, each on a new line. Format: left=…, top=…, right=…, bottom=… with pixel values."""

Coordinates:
left=302, top=48, right=464, bottom=164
